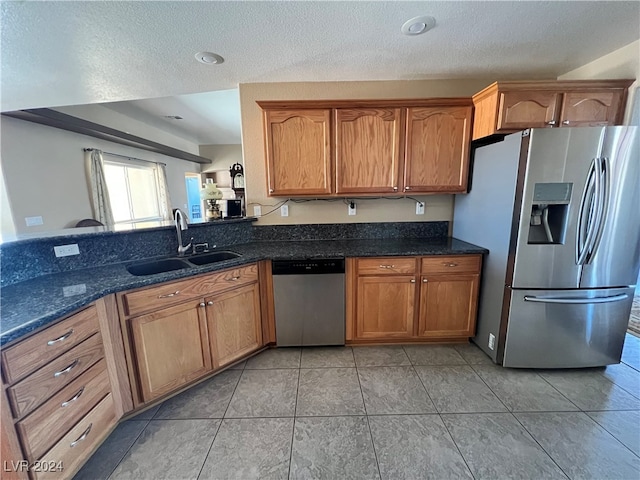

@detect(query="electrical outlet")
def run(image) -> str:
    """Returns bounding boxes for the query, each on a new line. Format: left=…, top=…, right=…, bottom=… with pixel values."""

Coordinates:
left=54, top=244, right=80, bottom=257
left=280, top=205, right=289, bottom=217
left=348, top=202, right=356, bottom=216
left=415, top=201, right=425, bottom=215
left=25, top=216, right=43, bottom=227
left=253, top=205, right=262, bottom=217
left=488, top=333, right=496, bottom=350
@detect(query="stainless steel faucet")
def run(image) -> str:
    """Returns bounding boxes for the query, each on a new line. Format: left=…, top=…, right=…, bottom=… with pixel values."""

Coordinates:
left=174, top=209, right=192, bottom=256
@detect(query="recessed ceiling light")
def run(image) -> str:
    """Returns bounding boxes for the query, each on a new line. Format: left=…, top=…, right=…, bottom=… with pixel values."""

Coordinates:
left=401, top=16, right=436, bottom=36
left=195, top=52, right=224, bottom=64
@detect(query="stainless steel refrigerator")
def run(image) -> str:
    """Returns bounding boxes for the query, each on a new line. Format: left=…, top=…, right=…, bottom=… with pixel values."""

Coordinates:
left=453, top=126, right=640, bottom=368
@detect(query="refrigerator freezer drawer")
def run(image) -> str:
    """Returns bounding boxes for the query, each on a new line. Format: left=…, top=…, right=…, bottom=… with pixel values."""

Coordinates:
left=503, top=287, right=633, bottom=368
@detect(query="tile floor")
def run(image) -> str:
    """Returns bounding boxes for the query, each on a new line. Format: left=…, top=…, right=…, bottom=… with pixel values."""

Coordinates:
left=75, top=335, right=640, bottom=480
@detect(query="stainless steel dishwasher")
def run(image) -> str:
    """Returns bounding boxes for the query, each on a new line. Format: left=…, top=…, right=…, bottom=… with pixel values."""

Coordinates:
left=272, top=259, right=345, bottom=346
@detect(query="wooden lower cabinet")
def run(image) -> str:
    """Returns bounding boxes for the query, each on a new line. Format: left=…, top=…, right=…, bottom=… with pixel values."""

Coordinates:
left=207, top=282, right=262, bottom=368
left=121, top=265, right=266, bottom=406
left=417, top=274, right=479, bottom=338
left=356, top=276, right=415, bottom=339
left=130, top=300, right=213, bottom=403
left=349, top=255, right=482, bottom=342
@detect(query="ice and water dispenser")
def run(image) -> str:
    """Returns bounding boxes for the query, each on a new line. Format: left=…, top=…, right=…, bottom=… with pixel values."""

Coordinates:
left=528, top=183, right=572, bottom=244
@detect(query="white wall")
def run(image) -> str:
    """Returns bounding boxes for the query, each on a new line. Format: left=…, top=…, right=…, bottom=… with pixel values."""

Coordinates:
left=0, top=116, right=201, bottom=235
left=559, top=40, right=639, bottom=124
left=199, top=144, right=243, bottom=173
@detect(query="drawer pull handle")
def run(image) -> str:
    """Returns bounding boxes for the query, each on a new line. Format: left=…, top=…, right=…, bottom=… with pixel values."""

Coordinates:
left=47, top=329, right=74, bottom=346
left=53, top=359, right=79, bottom=378
left=443, top=262, right=458, bottom=267
left=70, top=424, right=92, bottom=448
left=61, top=387, right=85, bottom=407
left=207, top=301, right=214, bottom=306
left=379, top=265, right=396, bottom=269
left=228, top=276, right=241, bottom=281
left=158, top=290, right=180, bottom=298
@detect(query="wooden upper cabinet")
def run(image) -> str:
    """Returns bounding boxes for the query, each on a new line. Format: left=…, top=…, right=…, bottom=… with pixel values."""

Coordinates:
left=404, top=106, right=473, bottom=193
left=559, top=91, right=624, bottom=127
left=497, top=91, right=561, bottom=130
left=335, top=108, right=403, bottom=194
left=263, top=109, right=332, bottom=196
left=472, top=80, right=632, bottom=140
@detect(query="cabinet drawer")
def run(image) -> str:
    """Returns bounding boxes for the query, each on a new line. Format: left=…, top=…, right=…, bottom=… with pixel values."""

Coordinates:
left=357, top=257, right=416, bottom=275
left=16, top=359, right=110, bottom=462
left=421, top=255, right=481, bottom=274
left=119, top=264, right=259, bottom=317
left=2, top=305, right=100, bottom=384
left=33, top=393, right=117, bottom=480
left=7, top=333, right=104, bottom=419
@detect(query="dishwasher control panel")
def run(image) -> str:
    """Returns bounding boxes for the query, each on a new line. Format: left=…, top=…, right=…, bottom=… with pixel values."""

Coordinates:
left=272, top=259, right=345, bottom=275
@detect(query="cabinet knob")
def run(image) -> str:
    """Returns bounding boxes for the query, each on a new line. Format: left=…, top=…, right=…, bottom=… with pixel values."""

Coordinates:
left=547, top=121, right=557, bottom=126
left=393, top=186, right=398, bottom=191
left=199, top=302, right=206, bottom=307
left=269, top=188, right=274, bottom=193
left=562, top=120, right=570, bottom=125
left=410, top=279, right=416, bottom=283
left=423, top=278, right=428, bottom=283
left=207, top=301, right=214, bottom=306
left=405, top=186, right=411, bottom=191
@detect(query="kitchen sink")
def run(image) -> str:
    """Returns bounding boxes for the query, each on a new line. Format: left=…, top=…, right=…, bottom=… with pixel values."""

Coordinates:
left=126, top=258, right=192, bottom=276
left=187, top=251, right=241, bottom=266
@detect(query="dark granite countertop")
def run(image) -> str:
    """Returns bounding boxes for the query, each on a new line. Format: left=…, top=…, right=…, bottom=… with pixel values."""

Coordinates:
left=0, top=237, right=487, bottom=346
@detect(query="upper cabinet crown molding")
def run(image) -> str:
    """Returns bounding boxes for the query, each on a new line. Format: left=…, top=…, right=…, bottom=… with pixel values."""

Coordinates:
left=258, top=98, right=474, bottom=197
left=472, top=79, right=633, bottom=140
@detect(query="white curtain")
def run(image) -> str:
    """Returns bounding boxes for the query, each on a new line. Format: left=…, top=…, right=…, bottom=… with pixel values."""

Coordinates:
left=156, top=163, right=173, bottom=220
left=85, top=149, right=115, bottom=226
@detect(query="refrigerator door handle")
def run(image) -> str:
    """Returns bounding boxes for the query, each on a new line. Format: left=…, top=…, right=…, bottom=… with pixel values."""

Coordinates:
left=576, top=158, right=598, bottom=265
left=523, top=293, right=628, bottom=304
left=586, top=157, right=609, bottom=264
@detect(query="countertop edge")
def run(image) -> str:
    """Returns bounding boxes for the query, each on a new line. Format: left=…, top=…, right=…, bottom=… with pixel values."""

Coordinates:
left=1, top=238, right=488, bottom=346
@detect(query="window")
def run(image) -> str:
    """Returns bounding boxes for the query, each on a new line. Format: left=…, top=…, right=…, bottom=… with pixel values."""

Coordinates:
left=103, top=159, right=164, bottom=226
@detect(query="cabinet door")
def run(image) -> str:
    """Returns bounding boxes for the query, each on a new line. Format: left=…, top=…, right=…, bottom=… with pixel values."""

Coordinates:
left=559, top=91, right=624, bottom=127
left=207, top=282, right=262, bottom=368
left=264, top=109, right=332, bottom=196
left=355, top=276, right=415, bottom=339
left=497, top=91, right=561, bottom=130
left=418, top=274, right=479, bottom=338
left=335, top=108, right=403, bottom=194
left=404, top=106, right=473, bottom=193
left=130, top=301, right=212, bottom=402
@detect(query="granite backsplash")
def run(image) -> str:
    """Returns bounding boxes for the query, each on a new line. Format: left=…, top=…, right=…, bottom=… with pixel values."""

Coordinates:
left=1, top=220, right=448, bottom=287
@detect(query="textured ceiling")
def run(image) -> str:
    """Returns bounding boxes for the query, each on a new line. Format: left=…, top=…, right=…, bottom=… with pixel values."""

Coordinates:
left=2, top=1, right=639, bottom=114
left=2, top=1, right=639, bottom=145
left=103, top=89, right=243, bottom=145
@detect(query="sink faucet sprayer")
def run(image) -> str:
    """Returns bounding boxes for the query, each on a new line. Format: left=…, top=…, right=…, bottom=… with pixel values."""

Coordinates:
left=174, top=209, right=193, bottom=256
